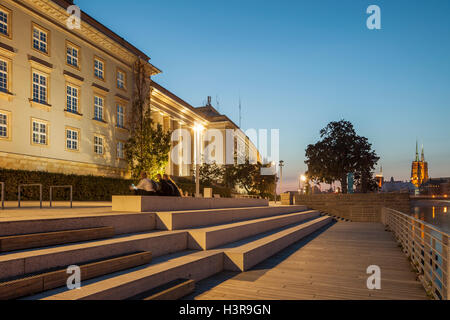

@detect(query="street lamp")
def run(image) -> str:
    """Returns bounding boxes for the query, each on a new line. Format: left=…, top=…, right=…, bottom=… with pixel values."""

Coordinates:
left=278, top=160, right=284, bottom=204
left=193, top=123, right=204, bottom=198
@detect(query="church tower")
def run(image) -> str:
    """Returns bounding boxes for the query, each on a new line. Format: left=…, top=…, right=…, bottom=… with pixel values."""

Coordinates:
left=411, top=141, right=429, bottom=187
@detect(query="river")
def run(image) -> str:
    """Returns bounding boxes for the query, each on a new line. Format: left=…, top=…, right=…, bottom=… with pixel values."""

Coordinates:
left=410, top=200, right=450, bottom=234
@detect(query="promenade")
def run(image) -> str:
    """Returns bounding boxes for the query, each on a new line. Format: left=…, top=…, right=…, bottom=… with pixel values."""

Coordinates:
left=189, top=222, right=428, bottom=300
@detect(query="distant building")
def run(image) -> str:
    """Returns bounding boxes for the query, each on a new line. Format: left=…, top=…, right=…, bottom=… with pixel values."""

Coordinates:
left=382, top=177, right=416, bottom=194
left=420, top=178, right=450, bottom=196
left=375, top=166, right=384, bottom=189
left=411, top=141, right=429, bottom=187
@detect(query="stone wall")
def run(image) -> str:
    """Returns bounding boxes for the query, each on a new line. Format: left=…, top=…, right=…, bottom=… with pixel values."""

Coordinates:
left=0, top=152, right=128, bottom=179
left=286, top=193, right=411, bottom=222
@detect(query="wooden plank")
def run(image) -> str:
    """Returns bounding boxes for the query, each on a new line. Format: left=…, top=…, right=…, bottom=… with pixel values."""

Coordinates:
left=0, top=227, right=115, bottom=252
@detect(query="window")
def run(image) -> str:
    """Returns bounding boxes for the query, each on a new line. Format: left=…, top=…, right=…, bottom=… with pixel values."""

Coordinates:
left=66, top=84, right=79, bottom=113
left=32, top=72, right=48, bottom=104
left=0, top=112, right=8, bottom=138
left=32, top=24, right=49, bottom=54
left=94, top=135, right=104, bottom=155
left=116, top=104, right=124, bottom=128
left=0, top=59, right=8, bottom=93
left=94, top=96, right=104, bottom=121
left=94, top=57, right=105, bottom=80
left=117, top=141, right=124, bottom=159
left=32, top=119, right=48, bottom=145
left=117, top=69, right=126, bottom=89
left=66, top=42, right=79, bottom=68
left=0, top=6, right=11, bottom=38
left=66, top=128, right=79, bottom=151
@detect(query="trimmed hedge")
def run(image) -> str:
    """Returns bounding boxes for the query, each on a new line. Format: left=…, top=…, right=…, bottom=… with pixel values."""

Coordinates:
left=0, top=169, right=133, bottom=201
left=0, top=169, right=233, bottom=201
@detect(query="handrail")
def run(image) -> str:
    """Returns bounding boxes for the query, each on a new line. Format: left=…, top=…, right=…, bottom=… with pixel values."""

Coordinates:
left=382, top=207, right=449, bottom=300
left=18, top=184, right=43, bottom=209
left=49, top=185, right=73, bottom=208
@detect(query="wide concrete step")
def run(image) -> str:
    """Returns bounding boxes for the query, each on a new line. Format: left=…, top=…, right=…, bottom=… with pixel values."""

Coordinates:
left=41, top=250, right=223, bottom=300
left=0, top=251, right=152, bottom=300
left=127, top=278, right=195, bottom=300
left=223, top=215, right=333, bottom=271
left=0, top=230, right=187, bottom=280
left=0, top=227, right=115, bottom=252
left=0, top=213, right=156, bottom=237
left=156, top=205, right=308, bottom=230
left=188, top=210, right=320, bottom=250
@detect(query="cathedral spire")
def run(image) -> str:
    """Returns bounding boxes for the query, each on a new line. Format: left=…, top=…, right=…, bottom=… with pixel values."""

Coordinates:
left=415, top=140, right=419, bottom=162
left=421, top=144, right=425, bottom=162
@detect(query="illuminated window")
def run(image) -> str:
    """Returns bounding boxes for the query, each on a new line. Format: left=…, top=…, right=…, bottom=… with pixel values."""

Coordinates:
left=117, top=141, right=124, bottom=159
left=66, top=42, right=79, bottom=68
left=32, top=72, right=47, bottom=104
left=94, top=135, right=104, bottom=155
left=94, top=57, right=105, bottom=80
left=94, top=96, right=104, bottom=121
left=66, top=128, right=79, bottom=151
left=0, top=112, right=8, bottom=138
left=0, top=59, right=8, bottom=92
left=32, top=119, right=48, bottom=145
left=32, top=24, right=49, bottom=54
left=116, top=104, right=124, bottom=128
left=66, top=84, right=79, bottom=114
left=0, top=6, right=11, bottom=38
left=117, top=69, right=126, bottom=89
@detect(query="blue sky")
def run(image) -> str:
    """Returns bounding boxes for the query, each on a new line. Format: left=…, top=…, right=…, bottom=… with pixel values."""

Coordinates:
left=77, top=0, right=450, bottom=191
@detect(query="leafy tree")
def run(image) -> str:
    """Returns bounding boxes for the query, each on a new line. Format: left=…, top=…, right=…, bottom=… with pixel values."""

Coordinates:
left=125, top=59, right=172, bottom=179
left=305, top=120, right=379, bottom=194
left=199, top=162, right=224, bottom=185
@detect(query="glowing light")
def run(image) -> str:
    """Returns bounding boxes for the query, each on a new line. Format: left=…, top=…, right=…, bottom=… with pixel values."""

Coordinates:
left=193, top=123, right=205, bottom=132
left=444, top=195, right=448, bottom=198
left=432, top=207, right=435, bottom=219
left=300, top=175, right=307, bottom=182
left=444, top=207, right=448, bottom=214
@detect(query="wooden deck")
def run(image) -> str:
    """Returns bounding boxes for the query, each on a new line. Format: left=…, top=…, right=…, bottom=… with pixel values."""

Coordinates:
left=188, top=222, right=428, bottom=300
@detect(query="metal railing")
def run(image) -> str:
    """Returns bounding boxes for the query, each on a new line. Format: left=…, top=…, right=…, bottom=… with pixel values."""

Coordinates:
left=49, top=185, right=73, bottom=208
left=0, top=182, right=4, bottom=209
left=382, top=207, right=449, bottom=300
left=18, top=184, right=43, bottom=209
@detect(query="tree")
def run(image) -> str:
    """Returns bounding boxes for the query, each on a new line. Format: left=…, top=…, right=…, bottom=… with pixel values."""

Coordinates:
left=305, top=120, right=379, bottom=194
left=125, top=59, right=172, bottom=179
left=199, top=162, right=224, bottom=185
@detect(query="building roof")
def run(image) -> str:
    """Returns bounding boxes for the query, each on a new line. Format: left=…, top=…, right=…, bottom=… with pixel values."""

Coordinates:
left=51, top=0, right=151, bottom=61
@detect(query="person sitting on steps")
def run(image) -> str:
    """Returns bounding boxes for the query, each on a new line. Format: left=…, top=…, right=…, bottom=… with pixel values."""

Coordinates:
left=156, top=174, right=173, bottom=196
left=164, top=174, right=182, bottom=197
left=129, top=171, right=157, bottom=196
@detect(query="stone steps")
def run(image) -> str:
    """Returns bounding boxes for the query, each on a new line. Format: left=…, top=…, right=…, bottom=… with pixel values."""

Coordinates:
left=0, top=227, right=115, bottom=252
left=0, top=251, right=152, bottom=300
left=41, top=250, right=224, bottom=300
left=188, top=210, right=320, bottom=250
left=127, top=278, right=195, bottom=300
left=0, top=213, right=156, bottom=237
left=0, top=230, right=187, bottom=280
left=223, top=215, right=333, bottom=271
left=156, top=205, right=308, bottom=230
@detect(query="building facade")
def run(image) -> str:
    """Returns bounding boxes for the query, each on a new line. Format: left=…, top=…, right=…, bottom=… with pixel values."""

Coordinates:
left=0, top=0, right=259, bottom=179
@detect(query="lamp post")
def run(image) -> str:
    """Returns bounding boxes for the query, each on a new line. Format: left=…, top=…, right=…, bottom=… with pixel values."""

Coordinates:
left=278, top=160, right=284, bottom=204
left=300, top=174, right=307, bottom=194
left=193, top=123, right=204, bottom=198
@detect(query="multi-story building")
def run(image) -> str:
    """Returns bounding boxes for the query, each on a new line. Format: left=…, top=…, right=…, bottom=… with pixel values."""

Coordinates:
left=0, top=0, right=259, bottom=179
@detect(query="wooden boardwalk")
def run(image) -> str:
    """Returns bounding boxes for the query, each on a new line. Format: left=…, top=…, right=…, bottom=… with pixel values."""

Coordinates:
left=188, top=222, right=428, bottom=300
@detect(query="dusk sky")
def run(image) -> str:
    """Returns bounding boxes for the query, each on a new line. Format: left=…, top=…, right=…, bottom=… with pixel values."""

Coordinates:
left=77, top=0, right=450, bottom=192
